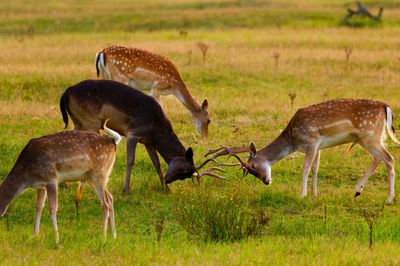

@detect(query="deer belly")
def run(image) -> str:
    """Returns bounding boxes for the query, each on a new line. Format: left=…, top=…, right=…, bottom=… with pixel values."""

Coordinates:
left=56, top=168, right=88, bottom=183
left=128, top=79, right=156, bottom=91
left=319, top=132, right=355, bottom=149
left=55, top=156, right=90, bottom=183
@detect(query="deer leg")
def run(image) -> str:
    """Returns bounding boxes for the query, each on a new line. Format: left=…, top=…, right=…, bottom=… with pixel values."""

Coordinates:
left=150, top=89, right=162, bottom=107
left=74, top=181, right=85, bottom=217
left=93, top=184, right=109, bottom=241
left=124, top=137, right=138, bottom=194
left=355, top=158, right=380, bottom=197
left=105, top=190, right=116, bottom=239
left=301, top=146, right=318, bottom=198
left=381, top=149, right=395, bottom=204
left=359, top=141, right=395, bottom=203
left=144, top=144, right=170, bottom=193
left=311, top=150, right=320, bottom=197
left=33, top=187, right=47, bottom=235
left=46, top=183, right=59, bottom=246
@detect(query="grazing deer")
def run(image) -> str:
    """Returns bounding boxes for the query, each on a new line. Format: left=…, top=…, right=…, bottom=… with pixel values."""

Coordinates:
left=95, top=45, right=210, bottom=137
left=207, top=99, right=399, bottom=203
left=60, top=80, right=221, bottom=196
left=0, top=122, right=121, bottom=245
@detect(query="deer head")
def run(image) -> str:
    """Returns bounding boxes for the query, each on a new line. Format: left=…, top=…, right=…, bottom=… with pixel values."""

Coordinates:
left=164, top=148, right=196, bottom=184
left=164, top=147, right=224, bottom=184
left=191, top=99, right=210, bottom=137
left=204, top=143, right=272, bottom=185
left=245, top=142, right=272, bottom=185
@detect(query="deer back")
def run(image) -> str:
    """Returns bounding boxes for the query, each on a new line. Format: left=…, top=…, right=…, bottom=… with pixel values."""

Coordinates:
left=286, top=99, right=388, bottom=146
left=62, top=80, right=171, bottom=135
left=13, top=130, right=116, bottom=184
left=97, top=45, right=185, bottom=86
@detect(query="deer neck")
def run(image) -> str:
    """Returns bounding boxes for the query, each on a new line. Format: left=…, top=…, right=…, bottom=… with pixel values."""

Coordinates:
left=0, top=173, right=27, bottom=216
left=259, top=130, right=295, bottom=165
left=152, top=125, right=187, bottom=164
left=173, top=83, right=202, bottom=114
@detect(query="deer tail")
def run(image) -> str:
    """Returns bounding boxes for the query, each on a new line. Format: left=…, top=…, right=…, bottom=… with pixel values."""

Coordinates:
left=95, top=52, right=106, bottom=78
left=385, top=106, right=400, bottom=144
left=60, top=91, right=70, bottom=129
left=103, top=119, right=121, bottom=145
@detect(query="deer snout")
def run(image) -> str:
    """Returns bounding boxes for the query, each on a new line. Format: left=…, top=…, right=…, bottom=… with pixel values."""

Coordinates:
left=262, top=178, right=271, bottom=185
left=164, top=174, right=173, bottom=184
left=203, top=126, right=208, bottom=137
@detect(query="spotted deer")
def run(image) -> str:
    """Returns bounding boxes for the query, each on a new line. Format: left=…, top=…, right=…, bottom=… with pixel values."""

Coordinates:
left=95, top=45, right=210, bottom=137
left=207, top=99, right=399, bottom=203
left=60, top=80, right=222, bottom=197
left=0, top=122, right=121, bottom=245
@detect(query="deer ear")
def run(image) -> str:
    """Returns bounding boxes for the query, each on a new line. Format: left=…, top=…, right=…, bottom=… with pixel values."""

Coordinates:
left=185, top=147, right=193, bottom=159
left=201, top=99, right=208, bottom=112
left=249, top=142, right=257, bottom=157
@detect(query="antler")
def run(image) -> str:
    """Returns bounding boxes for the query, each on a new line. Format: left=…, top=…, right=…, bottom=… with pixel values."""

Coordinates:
left=192, top=145, right=250, bottom=184
left=195, top=157, right=219, bottom=170
left=204, top=146, right=249, bottom=159
left=191, top=155, right=227, bottom=184
left=195, top=167, right=226, bottom=180
left=204, top=146, right=250, bottom=176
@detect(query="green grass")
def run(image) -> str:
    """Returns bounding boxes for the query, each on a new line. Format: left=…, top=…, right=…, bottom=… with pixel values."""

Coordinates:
left=1, top=0, right=400, bottom=264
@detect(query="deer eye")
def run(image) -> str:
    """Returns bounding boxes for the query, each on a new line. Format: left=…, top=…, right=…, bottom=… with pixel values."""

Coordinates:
left=207, top=119, right=211, bottom=124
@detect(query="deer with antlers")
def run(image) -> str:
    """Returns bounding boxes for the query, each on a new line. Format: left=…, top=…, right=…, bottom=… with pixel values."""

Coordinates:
left=207, top=99, right=399, bottom=203
left=0, top=122, right=121, bottom=245
left=60, top=80, right=222, bottom=198
left=95, top=45, right=210, bottom=137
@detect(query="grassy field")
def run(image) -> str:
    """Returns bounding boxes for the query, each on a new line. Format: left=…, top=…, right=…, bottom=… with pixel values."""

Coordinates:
left=1, top=0, right=400, bottom=264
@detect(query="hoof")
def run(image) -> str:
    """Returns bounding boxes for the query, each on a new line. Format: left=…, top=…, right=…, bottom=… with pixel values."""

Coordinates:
left=386, top=195, right=395, bottom=204
left=354, top=191, right=361, bottom=198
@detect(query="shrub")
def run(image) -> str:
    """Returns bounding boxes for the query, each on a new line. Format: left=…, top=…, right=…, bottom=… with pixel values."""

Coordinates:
left=173, top=186, right=270, bottom=242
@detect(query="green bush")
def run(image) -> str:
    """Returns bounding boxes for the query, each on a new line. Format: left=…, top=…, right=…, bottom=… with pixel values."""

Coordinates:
left=173, top=186, right=270, bottom=242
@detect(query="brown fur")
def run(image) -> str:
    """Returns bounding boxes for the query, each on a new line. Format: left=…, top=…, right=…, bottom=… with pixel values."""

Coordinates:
left=96, top=45, right=210, bottom=136
left=0, top=130, right=118, bottom=243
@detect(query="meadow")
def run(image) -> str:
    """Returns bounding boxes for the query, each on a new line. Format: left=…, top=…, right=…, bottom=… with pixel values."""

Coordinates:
left=1, top=0, right=400, bottom=264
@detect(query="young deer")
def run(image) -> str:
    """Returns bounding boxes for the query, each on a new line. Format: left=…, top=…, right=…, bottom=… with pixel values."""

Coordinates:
left=0, top=122, right=121, bottom=245
left=60, top=80, right=221, bottom=195
left=207, top=99, right=399, bottom=203
left=95, top=45, right=210, bottom=137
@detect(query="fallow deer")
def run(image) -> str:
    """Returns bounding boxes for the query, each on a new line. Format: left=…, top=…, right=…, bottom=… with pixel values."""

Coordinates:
left=0, top=122, right=121, bottom=245
left=207, top=99, right=399, bottom=203
left=95, top=45, right=210, bottom=137
left=60, top=80, right=222, bottom=196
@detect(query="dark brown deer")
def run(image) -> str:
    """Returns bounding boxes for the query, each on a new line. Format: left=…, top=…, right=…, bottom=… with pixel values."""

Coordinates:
left=207, top=99, right=399, bottom=204
left=0, top=122, right=121, bottom=245
left=60, top=80, right=221, bottom=196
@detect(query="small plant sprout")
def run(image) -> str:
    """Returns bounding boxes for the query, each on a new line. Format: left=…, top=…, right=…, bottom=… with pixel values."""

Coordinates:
left=288, top=92, right=297, bottom=110
left=187, top=49, right=193, bottom=66
left=272, top=52, right=280, bottom=73
left=322, top=91, right=329, bottom=101
left=155, top=217, right=165, bottom=243
left=345, top=47, right=353, bottom=70
left=197, top=42, right=210, bottom=62
left=178, top=29, right=188, bottom=36
left=357, top=204, right=384, bottom=249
